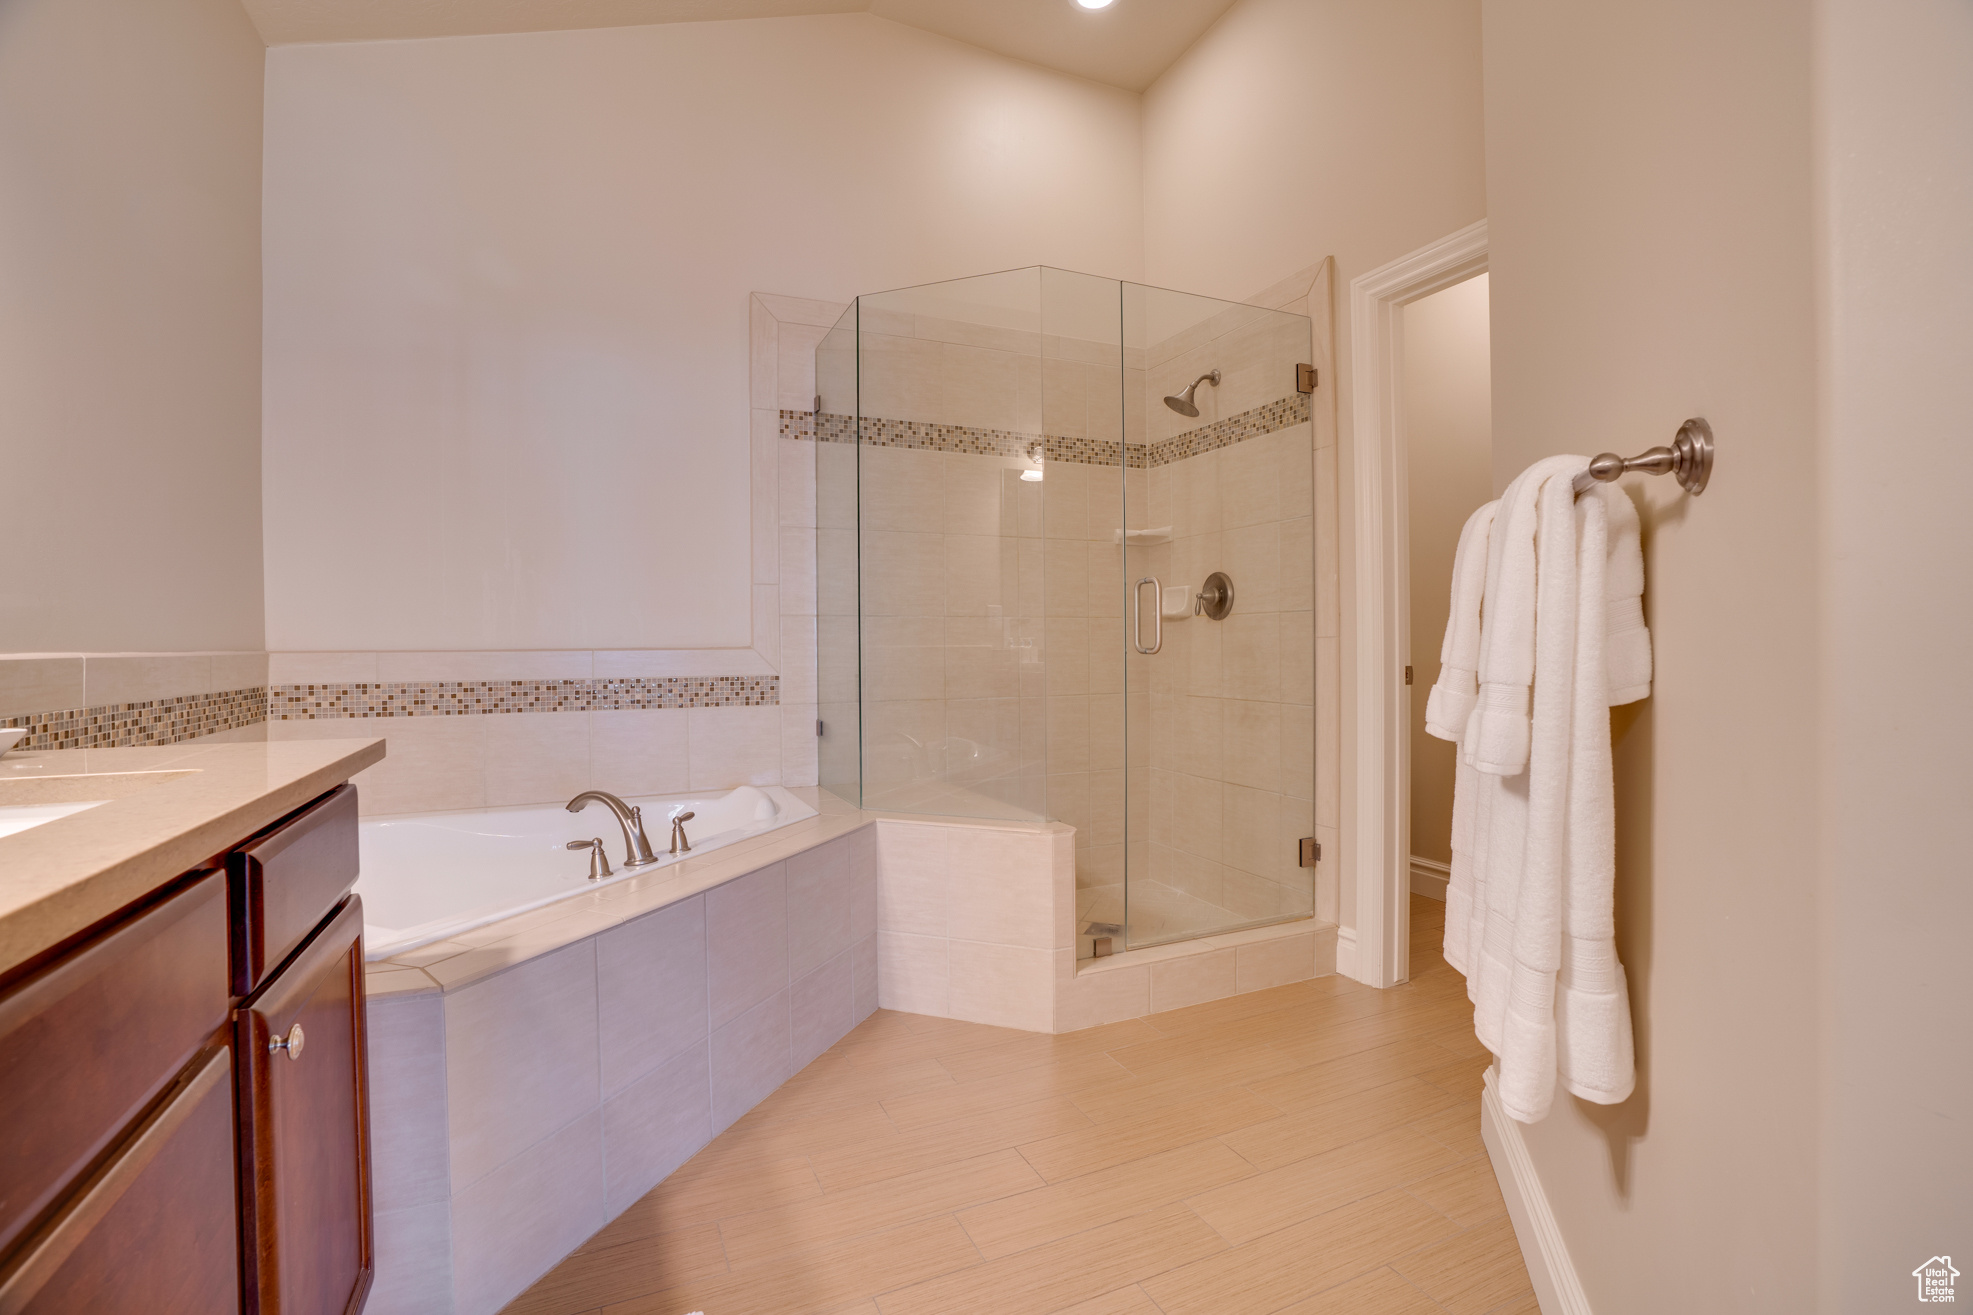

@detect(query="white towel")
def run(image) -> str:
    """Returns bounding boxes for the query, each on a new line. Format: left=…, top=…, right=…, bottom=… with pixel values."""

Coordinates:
left=1463, top=456, right=1585, bottom=775
left=1440, top=463, right=1643, bottom=1123
left=1425, top=501, right=1498, bottom=742
left=1603, top=488, right=1651, bottom=705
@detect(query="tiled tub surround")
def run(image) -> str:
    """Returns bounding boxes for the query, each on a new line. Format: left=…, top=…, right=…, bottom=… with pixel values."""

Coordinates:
left=362, top=795, right=878, bottom=1315
left=362, top=793, right=1338, bottom=1315
left=0, top=651, right=271, bottom=751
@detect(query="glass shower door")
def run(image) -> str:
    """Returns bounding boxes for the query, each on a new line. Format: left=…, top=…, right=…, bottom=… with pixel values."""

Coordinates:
left=1119, top=282, right=1317, bottom=949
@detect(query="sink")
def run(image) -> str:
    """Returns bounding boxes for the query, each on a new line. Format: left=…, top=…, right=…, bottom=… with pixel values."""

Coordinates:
left=0, top=800, right=108, bottom=840
left=0, top=769, right=199, bottom=840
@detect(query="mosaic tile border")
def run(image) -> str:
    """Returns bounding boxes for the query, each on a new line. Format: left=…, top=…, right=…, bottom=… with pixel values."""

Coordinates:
left=780, top=392, right=1310, bottom=471
left=268, top=675, right=778, bottom=719
left=2, top=687, right=268, bottom=752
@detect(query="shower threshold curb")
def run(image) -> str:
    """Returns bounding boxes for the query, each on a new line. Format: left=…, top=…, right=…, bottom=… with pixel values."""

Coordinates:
left=1077, top=915, right=1337, bottom=977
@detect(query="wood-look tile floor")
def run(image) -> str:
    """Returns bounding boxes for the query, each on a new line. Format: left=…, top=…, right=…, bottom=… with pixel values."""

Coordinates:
left=502, top=896, right=1533, bottom=1315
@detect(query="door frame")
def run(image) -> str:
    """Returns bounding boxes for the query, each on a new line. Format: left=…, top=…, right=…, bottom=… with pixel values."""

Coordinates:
left=1346, top=219, right=1488, bottom=988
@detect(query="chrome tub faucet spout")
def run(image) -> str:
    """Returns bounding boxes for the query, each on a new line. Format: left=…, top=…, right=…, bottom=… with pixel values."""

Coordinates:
left=566, top=790, right=660, bottom=868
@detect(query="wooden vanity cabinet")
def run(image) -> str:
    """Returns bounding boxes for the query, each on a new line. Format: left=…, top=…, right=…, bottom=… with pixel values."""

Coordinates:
left=235, top=895, right=374, bottom=1315
left=0, top=779, right=372, bottom=1315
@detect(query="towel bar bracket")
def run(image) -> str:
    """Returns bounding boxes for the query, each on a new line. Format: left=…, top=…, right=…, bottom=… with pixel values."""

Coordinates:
left=1573, top=417, right=1714, bottom=497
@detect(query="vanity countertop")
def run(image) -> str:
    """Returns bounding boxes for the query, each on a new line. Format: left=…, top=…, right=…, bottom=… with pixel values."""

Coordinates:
left=0, top=737, right=385, bottom=979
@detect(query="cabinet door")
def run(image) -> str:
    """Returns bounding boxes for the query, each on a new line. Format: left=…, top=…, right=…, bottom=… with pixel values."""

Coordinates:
left=0, top=1045, right=241, bottom=1314
left=0, top=871, right=230, bottom=1260
left=236, top=896, right=373, bottom=1315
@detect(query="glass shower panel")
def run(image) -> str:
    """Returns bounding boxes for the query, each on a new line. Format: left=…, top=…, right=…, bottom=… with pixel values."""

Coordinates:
left=816, top=301, right=861, bottom=808
left=1037, top=268, right=1130, bottom=943
left=853, top=268, right=1046, bottom=821
left=1119, top=282, right=1316, bottom=950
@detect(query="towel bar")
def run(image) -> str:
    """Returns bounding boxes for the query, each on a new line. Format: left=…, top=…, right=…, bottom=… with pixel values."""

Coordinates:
left=1572, top=417, right=1713, bottom=496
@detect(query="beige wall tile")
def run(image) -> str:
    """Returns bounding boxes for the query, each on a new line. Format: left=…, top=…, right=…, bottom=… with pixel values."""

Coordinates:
left=781, top=701, right=820, bottom=788
left=374, top=651, right=593, bottom=682
left=791, top=950, right=856, bottom=1066
left=1223, top=701, right=1283, bottom=793
left=852, top=931, right=879, bottom=1019
left=589, top=708, right=690, bottom=797
left=860, top=445, right=947, bottom=534
left=210, top=651, right=269, bottom=690
left=84, top=652, right=211, bottom=705
left=710, top=986, right=793, bottom=1133
left=0, top=655, right=85, bottom=717
left=369, top=1200, right=453, bottom=1315
left=1150, top=947, right=1238, bottom=1012
left=450, top=1111, right=605, bottom=1315
left=706, top=861, right=789, bottom=1029
left=1055, top=949, right=1149, bottom=1032
left=780, top=437, right=818, bottom=530
left=596, top=895, right=707, bottom=1098
left=687, top=705, right=782, bottom=789
left=483, top=711, right=591, bottom=808
left=862, top=529, right=944, bottom=617
left=877, top=821, right=947, bottom=937
left=600, top=1045, right=712, bottom=1217
left=1235, top=931, right=1317, bottom=993
left=300, top=715, right=484, bottom=815
left=269, top=651, right=378, bottom=685
left=877, top=929, right=949, bottom=1015
left=367, top=994, right=452, bottom=1213
left=948, top=940, right=1054, bottom=1032
left=1223, top=611, right=1280, bottom=702
left=787, top=835, right=855, bottom=980
left=947, top=827, right=1055, bottom=950
left=443, top=940, right=601, bottom=1191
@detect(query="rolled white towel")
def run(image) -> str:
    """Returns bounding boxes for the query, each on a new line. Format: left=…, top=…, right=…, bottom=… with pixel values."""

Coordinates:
left=1425, top=500, right=1498, bottom=742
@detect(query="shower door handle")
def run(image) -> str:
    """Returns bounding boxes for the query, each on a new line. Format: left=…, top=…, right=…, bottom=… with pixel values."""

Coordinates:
left=1133, top=577, right=1163, bottom=655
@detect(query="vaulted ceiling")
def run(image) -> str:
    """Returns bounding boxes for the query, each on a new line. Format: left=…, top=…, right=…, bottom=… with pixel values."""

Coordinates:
left=238, top=0, right=1239, bottom=91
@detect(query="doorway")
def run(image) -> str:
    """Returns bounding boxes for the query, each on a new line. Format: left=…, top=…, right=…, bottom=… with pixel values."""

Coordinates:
left=1400, top=274, right=1493, bottom=909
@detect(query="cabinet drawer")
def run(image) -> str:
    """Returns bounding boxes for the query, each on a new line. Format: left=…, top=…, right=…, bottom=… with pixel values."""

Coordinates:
left=0, top=1044, right=241, bottom=1314
left=0, top=873, right=230, bottom=1262
left=237, top=895, right=373, bottom=1315
left=229, top=784, right=359, bottom=996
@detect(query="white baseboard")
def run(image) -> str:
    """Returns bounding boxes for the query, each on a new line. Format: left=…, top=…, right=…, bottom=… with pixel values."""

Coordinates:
left=1409, top=855, right=1450, bottom=901
left=1480, top=1068, right=1594, bottom=1315
left=1335, top=926, right=1358, bottom=981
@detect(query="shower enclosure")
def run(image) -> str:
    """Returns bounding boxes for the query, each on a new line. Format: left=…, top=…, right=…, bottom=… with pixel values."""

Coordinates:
left=814, top=266, right=1316, bottom=956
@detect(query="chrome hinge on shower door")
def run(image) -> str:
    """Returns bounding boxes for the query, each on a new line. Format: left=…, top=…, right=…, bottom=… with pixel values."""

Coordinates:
left=1299, top=837, right=1322, bottom=867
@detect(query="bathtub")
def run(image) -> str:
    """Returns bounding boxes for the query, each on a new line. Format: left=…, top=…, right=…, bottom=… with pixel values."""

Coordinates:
left=355, top=784, right=818, bottom=959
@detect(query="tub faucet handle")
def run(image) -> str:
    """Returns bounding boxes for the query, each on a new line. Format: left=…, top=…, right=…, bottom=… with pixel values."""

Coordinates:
left=566, top=837, right=613, bottom=880
left=670, top=810, right=695, bottom=855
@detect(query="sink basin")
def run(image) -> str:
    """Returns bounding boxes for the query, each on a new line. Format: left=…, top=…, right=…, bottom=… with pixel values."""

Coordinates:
left=0, top=800, right=108, bottom=840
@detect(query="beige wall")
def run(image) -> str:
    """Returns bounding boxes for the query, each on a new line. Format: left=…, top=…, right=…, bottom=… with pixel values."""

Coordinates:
left=1141, top=0, right=1486, bottom=934
left=1402, top=274, right=1492, bottom=868
left=0, top=0, right=265, bottom=654
left=1482, top=1, right=1823, bottom=1309
left=1815, top=0, right=1973, bottom=1303
left=261, top=14, right=1142, bottom=655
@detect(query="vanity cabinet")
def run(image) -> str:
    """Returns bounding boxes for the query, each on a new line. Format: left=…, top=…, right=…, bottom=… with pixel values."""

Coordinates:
left=0, top=782, right=371, bottom=1315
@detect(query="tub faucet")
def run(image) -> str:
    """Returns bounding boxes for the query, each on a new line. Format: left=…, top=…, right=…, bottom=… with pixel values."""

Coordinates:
left=566, top=790, right=660, bottom=868
left=669, top=810, right=695, bottom=855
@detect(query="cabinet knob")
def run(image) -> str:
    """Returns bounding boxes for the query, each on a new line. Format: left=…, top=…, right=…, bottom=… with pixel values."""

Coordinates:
left=269, top=1023, right=305, bottom=1061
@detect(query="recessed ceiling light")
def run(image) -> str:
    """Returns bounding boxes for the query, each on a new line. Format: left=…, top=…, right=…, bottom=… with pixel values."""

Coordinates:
left=1075, top=0, right=1116, bottom=9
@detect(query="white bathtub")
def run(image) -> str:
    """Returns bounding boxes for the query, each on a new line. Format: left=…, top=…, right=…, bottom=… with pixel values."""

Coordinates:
left=355, top=785, right=818, bottom=960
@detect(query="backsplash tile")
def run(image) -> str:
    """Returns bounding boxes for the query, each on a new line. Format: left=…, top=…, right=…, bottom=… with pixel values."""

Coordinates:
left=269, top=676, right=779, bottom=719
left=2, top=686, right=268, bottom=751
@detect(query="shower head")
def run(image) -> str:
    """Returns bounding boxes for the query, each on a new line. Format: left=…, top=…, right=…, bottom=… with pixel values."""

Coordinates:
left=1163, top=369, right=1221, bottom=418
